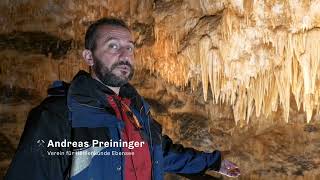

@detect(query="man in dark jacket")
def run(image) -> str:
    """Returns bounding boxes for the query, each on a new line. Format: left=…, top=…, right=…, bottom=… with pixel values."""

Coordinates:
left=5, top=17, right=240, bottom=180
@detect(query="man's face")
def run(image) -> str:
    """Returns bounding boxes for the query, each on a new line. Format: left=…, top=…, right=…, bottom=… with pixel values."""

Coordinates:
left=92, top=25, right=135, bottom=87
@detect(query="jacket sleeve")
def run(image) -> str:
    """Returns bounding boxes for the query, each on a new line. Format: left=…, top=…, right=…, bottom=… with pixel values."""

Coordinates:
left=5, top=97, right=71, bottom=180
left=142, top=98, right=221, bottom=175
left=162, top=131, right=221, bottom=174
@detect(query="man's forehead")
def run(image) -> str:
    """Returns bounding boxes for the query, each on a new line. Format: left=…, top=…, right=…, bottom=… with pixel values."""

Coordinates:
left=96, top=25, right=133, bottom=41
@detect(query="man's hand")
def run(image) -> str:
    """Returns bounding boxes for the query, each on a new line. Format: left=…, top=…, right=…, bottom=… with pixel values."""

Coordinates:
left=218, top=159, right=240, bottom=177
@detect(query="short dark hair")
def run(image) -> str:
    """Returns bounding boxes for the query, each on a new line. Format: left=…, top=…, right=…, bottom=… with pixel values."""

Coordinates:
left=84, top=17, right=129, bottom=51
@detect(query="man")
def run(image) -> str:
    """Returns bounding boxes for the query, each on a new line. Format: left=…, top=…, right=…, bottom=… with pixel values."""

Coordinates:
left=5, top=18, right=240, bottom=180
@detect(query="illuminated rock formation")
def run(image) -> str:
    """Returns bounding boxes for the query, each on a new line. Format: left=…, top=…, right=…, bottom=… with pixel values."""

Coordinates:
left=2, top=0, right=320, bottom=123
left=1, top=0, right=320, bottom=179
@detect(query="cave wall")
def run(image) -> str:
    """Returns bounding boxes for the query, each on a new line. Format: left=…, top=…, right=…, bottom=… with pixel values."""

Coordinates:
left=1, top=0, right=320, bottom=179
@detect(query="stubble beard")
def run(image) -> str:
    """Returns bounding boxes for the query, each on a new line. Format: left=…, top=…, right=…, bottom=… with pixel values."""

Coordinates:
left=92, top=55, right=134, bottom=87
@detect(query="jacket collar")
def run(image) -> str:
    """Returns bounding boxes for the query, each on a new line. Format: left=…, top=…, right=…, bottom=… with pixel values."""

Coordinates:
left=67, top=70, right=143, bottom=111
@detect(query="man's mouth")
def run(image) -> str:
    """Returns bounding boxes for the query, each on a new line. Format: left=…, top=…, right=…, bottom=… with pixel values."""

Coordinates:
left=116, top=65, right=130, bottom=70
left=115, top=65, right=131, bottom=74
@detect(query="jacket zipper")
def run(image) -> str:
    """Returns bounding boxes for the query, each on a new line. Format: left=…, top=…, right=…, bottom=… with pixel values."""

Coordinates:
left=75, top=101, right=125, bottom=180
left=145, top=108, right=155, bottom=180
left=75, top=101, right=154, bottom=180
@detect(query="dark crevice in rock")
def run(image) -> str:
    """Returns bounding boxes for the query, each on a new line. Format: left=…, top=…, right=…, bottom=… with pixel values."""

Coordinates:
left=132, top=22, right=155, bottom=47
left=154, top=0, right=183, bottom=10
left=145, top=98, right=168, bottom=113
left=178, top=15, right=222, bottom=53
left=170, top=113, right=211, bottom=145
left=169, top=99, right=185, bottom=108
left=0, top=133, right=15, bottom=161
left=0, top=113, right=16, bottom=124
left=0, top=31, right=75, bottom=59
left=0, top=84, right=41, bottom=104
left=157, top=89, right=168, bottom=100
left=287, top=155, right=316, bottom=175
left=270, top=166, right=288, bottom=175
left=171, top=113, right=208, bottom=125
left=304, top=124, right=318, bottom=132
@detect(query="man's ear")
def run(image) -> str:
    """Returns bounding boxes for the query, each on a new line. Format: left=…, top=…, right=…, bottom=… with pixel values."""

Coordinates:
left=82, top=49, right=94, bottom=66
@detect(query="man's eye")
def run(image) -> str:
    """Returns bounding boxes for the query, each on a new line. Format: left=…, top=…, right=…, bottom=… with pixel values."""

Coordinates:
left=127, top=46, right=134, bottom=52
left=109, top=44, right=119, bottom=49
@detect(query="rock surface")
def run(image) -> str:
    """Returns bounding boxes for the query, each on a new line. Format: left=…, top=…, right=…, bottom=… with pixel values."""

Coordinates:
left=1, top=0, right=320, bottom=179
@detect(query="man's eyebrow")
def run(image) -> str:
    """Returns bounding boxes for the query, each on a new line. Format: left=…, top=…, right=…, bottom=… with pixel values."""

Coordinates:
left=102, top=37, right=134, bottom=45
left=102, top=37, right=118, bottom=43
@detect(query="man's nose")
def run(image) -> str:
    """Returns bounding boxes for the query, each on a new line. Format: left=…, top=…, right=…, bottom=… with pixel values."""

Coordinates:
left=119, top=48, right=132, bottom=62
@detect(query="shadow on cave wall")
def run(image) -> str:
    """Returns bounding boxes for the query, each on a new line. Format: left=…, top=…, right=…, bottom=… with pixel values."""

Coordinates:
left=0, top=84, right=42, bottom=105
left=0, top=31, right=75, bottom=59
left=0, top=133, right=15, bottom=162
left=0, top=132, right=15, bottom=178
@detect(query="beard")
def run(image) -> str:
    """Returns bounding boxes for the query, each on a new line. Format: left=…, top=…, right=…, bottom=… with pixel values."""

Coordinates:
left=92, top=55, right=134, bottom=87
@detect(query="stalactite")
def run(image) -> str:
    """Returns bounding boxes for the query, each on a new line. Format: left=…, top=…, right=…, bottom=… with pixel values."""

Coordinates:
left=2, top=0, right=320, bottom=123
left=181, top=0, right=320, bottom=123
left=199, top=36, right=211, bottom=101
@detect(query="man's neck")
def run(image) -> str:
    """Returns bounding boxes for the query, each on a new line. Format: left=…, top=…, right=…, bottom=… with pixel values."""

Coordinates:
left=91, top=74, right=120, bottom=95
left=106, top=86, right=120, bottom=95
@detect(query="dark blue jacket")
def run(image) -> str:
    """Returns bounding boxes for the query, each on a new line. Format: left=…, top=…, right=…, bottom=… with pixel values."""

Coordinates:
left=5, top=71, right=221, bottom=180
